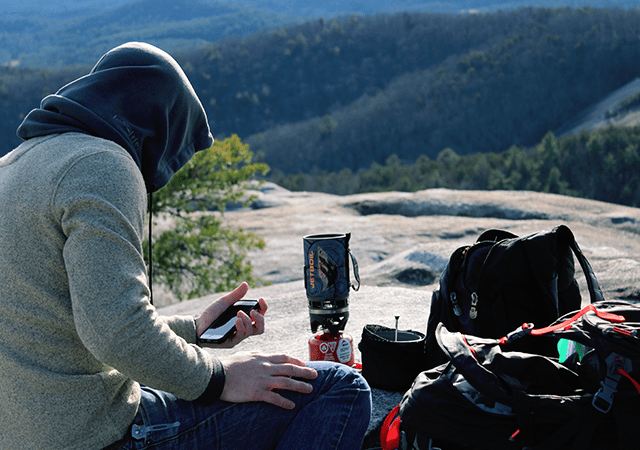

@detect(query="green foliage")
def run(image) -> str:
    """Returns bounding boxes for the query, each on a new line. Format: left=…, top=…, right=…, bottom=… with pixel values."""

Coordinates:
left=146, top=135, right=270, bottom=301
left=271, top=126, right=640, bottom=208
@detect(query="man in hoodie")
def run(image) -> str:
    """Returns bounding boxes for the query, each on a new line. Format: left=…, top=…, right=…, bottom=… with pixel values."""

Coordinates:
left=0, top=42, right=371, bottom=450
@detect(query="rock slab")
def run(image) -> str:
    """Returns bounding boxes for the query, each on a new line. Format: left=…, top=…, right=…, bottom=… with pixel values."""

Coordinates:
left=158, top=184, right=640, bottom=444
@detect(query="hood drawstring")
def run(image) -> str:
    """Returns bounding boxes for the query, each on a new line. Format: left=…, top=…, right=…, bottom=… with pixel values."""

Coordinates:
left=148, top=192, right=154, bottom=305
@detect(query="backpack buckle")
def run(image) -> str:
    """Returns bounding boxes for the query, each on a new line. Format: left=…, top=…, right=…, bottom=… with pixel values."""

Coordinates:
left=592, top=353, right=632, bottom=413
left=500, top=323, right=533, bottom=344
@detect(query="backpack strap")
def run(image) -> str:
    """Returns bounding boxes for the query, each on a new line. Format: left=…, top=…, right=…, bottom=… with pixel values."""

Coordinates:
left=380, top=404, right=401, bottom=450
left=547, top=304, right=621, bottom=334
left=532, top=304, right=625, bottom=335
left=619, top=367, right=640, bottom=393
left=499, top=303, right=626, bottom=345
left=560, top=225, right=605, bottom=304
left=476, top=229, right=518, bottom=243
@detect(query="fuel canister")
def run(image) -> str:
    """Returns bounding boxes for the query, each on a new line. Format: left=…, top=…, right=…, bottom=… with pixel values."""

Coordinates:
left=309, top=331, right=355, bottom=366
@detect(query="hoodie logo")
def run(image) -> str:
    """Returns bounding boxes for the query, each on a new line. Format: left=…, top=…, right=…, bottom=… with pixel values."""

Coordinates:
left=113, top=114, right=141, bottom=151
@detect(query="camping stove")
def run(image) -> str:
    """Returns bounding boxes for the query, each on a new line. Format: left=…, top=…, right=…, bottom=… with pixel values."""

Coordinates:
left=303, top=233, right=360, bottom=366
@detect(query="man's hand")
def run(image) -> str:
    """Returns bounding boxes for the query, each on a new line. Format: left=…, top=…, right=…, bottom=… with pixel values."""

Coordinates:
left=195, top=282, right=267, bottom=348
left=220, top=352, right=318, bottom=409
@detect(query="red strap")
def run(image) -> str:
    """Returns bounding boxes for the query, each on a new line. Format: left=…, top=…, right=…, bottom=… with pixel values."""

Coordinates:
left=380, top=404, right=401, bottom=450
left=530, top=304, right=626, bottom=336
left=613, top=326, right=633, bottom=337
left=618, top=368, right=640, bottom=396
left=463, top=334, right=479, bottom=360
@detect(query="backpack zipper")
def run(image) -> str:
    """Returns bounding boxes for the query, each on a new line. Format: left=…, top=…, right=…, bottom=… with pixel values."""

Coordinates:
left=470, top=292, right=479, bottom=320
left=450, top=292, right=462, bottom=317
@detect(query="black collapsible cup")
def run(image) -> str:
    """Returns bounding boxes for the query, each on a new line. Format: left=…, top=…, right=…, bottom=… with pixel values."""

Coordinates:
left=358, top=324, right=426, bottom=391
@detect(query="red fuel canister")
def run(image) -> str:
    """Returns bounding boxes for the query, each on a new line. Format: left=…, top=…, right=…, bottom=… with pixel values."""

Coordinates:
left=309, top=331, right=355, bottom=366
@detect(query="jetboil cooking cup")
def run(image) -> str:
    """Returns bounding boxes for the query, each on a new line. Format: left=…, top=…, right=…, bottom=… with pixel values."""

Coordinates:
left=303, top=232, right=360, bottom=336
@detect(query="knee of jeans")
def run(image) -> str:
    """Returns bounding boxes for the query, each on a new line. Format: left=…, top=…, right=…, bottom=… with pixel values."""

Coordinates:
left=333, top=362, right=371, bottom=393
left=347, top=366, right=371, bottom=393
left=308, top=361, right=369, bottom=389
left=310, top=362, right=372, bottom=415
left=344, top=367, right=372, bottom=416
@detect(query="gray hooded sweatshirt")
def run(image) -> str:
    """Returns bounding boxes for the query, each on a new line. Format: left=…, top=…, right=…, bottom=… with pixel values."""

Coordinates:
left=0, top=43, right=223, bottom=449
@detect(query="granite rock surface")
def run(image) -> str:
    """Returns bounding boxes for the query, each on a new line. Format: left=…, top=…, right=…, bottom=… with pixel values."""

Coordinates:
left=158, top=184, right=640, bottom=440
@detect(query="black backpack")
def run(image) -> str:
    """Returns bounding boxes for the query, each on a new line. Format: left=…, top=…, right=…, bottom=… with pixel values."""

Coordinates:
left=424, top=224, right=600, bottom=369
left=380, top=300, right=640, bottom=450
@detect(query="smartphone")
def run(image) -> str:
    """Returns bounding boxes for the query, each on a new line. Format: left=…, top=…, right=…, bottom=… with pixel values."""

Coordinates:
left=199, top=299, right=260, bottom=344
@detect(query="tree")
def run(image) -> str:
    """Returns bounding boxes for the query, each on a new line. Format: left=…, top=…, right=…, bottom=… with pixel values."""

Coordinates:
left=145, top=135, right=270, bottom=302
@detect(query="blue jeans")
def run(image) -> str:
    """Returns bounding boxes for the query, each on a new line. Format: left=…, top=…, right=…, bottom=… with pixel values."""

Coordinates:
left=118, top=361, right=371, bottom=450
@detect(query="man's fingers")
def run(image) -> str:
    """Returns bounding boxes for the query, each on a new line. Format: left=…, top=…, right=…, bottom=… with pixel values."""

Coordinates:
left=229, top=281, right=250, bottom=299
left=263, top=357, right=318, bottom=381
left=261, top=390, right=296, bottom=410
left=265, top=354, right=307, bottom=366
left=257, top=297, right=268, bottom=315
left=270, top=376, right=314, bottom=394
left=255, top=376, right=314, bottom=410
left=235, top=311, right=252, bottom=336
left=195, top=283, right=252, bottom=336
left=219, top=282, right=249, bottom=307
left=249, top=309, right=265, bottom=335
left=220, top=352, right=320, bottom=409
left=212, top=283, right=250, bottom=316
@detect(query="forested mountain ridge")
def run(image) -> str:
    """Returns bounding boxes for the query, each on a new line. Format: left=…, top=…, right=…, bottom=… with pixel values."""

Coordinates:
left=217, top=0, right=640, bottom=15
left=3, top=7, right=640, bottom=181
left=0, top=0, right=302, bottom=68
left=183, top=7, right=640, bottom=173
left=3, top=0, right=638, bottom=16
left=3, top=0, right=639, bottom=68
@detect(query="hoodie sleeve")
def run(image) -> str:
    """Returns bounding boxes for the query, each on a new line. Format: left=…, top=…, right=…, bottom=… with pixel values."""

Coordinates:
left=54, top=142, right=223, bottom=401
left=161, top=315, right=199, bottom=343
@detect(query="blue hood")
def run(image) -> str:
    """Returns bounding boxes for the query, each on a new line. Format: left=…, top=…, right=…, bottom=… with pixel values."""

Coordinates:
left=16, top=42, right=214, bottom=193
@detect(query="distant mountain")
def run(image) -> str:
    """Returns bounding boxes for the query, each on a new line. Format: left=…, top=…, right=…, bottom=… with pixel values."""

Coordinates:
left=4, top=7, right=640, bottom=164
left=0, top=0, right=130, bottom=15
left=2, top=0, right=639, bottom=68
left=2, top=0, right=639, bottom=17
left=5, top=6, right=640, bottom=191
left=214, top=7, right=640, bottom=174
left=0, top=0, right=302, bottom=67
left=209, top=0, right=640, bottom=16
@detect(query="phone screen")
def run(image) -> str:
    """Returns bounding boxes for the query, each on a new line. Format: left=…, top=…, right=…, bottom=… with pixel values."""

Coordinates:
left=199, top=300, right=260, bottom=344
